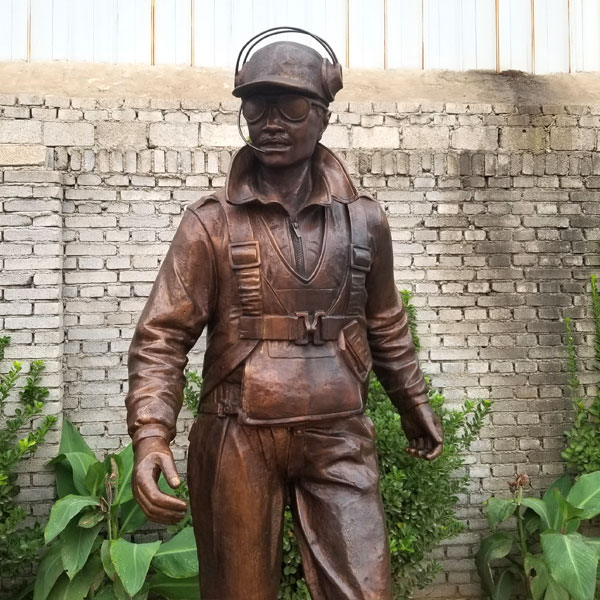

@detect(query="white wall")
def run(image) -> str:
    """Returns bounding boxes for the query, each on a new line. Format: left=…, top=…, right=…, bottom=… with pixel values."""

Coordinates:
left=0, top=0, right=596, bottom=73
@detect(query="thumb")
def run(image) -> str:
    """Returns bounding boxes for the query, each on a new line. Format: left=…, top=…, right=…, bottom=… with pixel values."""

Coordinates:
left=158, top=452, right=181, bottom=489
left=423, top=412, right=443, bottom=443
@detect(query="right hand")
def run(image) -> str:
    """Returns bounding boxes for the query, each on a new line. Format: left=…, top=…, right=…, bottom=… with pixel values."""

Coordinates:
left=132, top=437, right=188, bottom=524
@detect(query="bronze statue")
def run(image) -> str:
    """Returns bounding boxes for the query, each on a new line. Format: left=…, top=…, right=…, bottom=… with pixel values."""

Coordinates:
left=126, top=27, right=443, bottom=600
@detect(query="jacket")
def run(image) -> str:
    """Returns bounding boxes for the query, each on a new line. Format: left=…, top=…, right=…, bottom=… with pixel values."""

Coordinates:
left=126, top=144, right=429, bottom=445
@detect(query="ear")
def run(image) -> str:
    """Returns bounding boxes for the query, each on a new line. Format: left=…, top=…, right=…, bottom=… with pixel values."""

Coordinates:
left=317, top=110, right=331, bottom=142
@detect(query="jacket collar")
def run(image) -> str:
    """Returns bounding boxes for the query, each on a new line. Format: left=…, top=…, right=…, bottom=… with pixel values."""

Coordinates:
left=225, top=143, right=358, bottom=208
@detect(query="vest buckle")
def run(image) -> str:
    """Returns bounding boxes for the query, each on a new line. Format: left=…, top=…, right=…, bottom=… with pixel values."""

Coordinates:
left=295, top=311, right=326, bottom=346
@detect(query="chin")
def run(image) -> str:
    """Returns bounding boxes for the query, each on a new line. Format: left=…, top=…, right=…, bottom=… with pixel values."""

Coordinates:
left=254, top=148, right=314, bottom=168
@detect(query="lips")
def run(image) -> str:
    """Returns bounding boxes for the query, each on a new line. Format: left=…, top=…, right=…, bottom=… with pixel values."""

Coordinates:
left=258, top=137, right=291, bottom=149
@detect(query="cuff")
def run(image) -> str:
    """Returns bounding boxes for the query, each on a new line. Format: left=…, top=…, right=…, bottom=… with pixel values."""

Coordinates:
left=131, top=424, right=172, bottom=448
left=395, top=393, right=430, bottom=415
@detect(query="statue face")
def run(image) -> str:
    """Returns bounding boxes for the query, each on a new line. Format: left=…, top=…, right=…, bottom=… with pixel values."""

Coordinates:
left=243, top=92, right=329, bottom=168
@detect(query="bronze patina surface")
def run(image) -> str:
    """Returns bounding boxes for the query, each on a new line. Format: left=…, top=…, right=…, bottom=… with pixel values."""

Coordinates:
left=126, top=27, right=443, bottom=600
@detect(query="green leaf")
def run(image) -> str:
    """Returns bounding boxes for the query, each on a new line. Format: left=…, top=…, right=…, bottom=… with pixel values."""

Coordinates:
left=564, top=518, right=581, bottom=534
left=62, top=452, right=100, bottom=496
left=541, top=532, right=599, bottom=600
left=548, top=489, right=584, bottom=532
left=60, top=520, right=102, bottom=579
left=152, top=526, right=199, bottom=579
left=525, top=554, right=549, bottom=600
left=114, top=578, right=149, bottom=600
left=149, top=572, right=201, bottom=600
left=567, top=472, right=600, bottom=520
left=486, top=498, right=516, bottom=529
left=110, top=538, right=161, bottom=597
left=95, top=587, right=119, bottom=600
left=543, top=475, right=573, bottom=502
left=45, top=495, right=99, bottom=543
left=47, top=553, right=103, bottom=600
left=524, top=507, right=541, bottom=537
left=492, top=569, right=515, bottom=600
left=584, top=536, right=600, bottom=558
left=523, top=485, right=583, bottom=534
left=133, top=583, right=149, bottom=600
left=85, top=461, right=107, bottom=498
left=101, top=540, right=115, bottom=580
left=78, top=508, right=105, bottom=528
left=58, top=419, right=96, bottom=458
left=475, top=531, right=515, bottom=596
left=33, top=544, right=64, bottom=600
left=113, top=577, right=130, bottom=600
left=539, top=476, right=576, bottom=532
left=522, top=498, right=553, bottom=531
left=55, top=462, right=78, bottom=499
left=114, top=444, right=135, bottom=505
left=119, top=498, right=147, bottom=535
left=544, top=577, right=569, bottom=600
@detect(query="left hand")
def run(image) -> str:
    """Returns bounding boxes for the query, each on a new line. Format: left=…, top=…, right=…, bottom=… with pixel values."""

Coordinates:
left=401, top=403, right=443, bottom=461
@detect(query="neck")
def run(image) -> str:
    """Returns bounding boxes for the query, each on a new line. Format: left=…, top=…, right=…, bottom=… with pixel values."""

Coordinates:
left=255, top=159, right=313, bottom=217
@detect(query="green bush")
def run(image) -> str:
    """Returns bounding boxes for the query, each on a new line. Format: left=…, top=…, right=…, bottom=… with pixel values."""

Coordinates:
left=367, top=376, right=490, bottom=597
left=184, top=291, right=491, bottom=599
left=562, top=275, right=600, bottom=474
left=0, top=335, right=56, bottom=595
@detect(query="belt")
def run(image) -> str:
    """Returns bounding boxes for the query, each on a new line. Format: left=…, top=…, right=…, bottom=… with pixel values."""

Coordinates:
left=199, top=382, right=241, bottom=417
left=239, top=313, right=352, bottom=345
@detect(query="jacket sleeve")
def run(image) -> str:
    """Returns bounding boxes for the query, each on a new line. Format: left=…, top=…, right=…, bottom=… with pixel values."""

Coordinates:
left=125, top=206, right=216, bottom=446
left=365, top=202, right=429, bottom=414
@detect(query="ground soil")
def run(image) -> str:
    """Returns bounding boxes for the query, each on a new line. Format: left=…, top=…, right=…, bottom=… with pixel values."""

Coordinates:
left=2, top=61, right=600, bottom=104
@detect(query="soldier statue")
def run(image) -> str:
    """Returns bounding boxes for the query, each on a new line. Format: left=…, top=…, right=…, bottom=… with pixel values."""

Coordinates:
left=126, top=27, right=443, bottom=600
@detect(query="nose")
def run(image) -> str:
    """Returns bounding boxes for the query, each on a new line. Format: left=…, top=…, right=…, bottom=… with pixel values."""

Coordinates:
left=263, top=104, right=285, bottom=130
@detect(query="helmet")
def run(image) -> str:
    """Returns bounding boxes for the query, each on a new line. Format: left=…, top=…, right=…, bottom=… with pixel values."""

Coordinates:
left=233, top=27, right=343, bottom=104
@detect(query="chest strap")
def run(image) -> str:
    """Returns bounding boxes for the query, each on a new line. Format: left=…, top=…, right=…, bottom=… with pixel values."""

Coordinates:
left=223, top=199, right=372, bottom=342
left=223, top=202, right=263, bottom=317
left=346, top=199, right=372, bottom=316
left=239, top=314, right=352, bottom=345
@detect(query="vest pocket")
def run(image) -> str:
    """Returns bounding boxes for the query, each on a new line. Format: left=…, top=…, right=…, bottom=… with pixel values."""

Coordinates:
left=338, top=320, right=372, bottom=383
left=239, top=340, right=364, bottom=424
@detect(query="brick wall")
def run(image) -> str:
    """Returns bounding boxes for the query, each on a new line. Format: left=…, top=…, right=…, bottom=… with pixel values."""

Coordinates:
left=0, top=93, right=598, bottom=598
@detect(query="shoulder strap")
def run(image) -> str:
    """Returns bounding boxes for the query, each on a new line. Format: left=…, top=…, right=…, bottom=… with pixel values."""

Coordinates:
left=221, top=201, right=263, bottom=318
left=346, top=199, right=372, bottom=316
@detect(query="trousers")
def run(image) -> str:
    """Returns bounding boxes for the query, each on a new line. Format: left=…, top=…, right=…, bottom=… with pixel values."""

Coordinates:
left=187, top=412, right=393, bottom=600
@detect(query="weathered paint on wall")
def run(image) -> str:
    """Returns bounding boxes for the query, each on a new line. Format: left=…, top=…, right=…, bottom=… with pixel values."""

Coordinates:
left=1, top=0, right=599, bottom=73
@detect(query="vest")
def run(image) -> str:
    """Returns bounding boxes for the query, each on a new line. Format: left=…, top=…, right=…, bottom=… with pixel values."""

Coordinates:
left=201, top=195, right=374, bottom=425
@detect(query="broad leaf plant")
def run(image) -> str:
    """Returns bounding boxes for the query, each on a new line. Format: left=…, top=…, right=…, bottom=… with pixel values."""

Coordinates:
left=34, top=419, right=199, bottom=600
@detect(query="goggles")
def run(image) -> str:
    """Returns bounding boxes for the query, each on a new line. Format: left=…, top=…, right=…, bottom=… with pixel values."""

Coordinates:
left=242, top=94, right=329, bottom=123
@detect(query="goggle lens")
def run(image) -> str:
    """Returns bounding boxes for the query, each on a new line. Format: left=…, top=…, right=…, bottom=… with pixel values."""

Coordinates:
left=242, top=95, right=312, bottom=123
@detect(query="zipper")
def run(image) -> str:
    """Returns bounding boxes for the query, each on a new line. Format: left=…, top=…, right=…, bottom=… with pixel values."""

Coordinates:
left=289, top=218, right=306, bottom=276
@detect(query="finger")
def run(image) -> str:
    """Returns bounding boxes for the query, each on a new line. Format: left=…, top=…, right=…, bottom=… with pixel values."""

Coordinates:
left=412, top=437, right=428, bottom=459
left=133, top=484, right=154, bottom=521
left=139, top=496, right=186, bottom=525
left=137, top=470, right=187, bottom=512
left=135, top=487, right=163, bottom=521
left=158, top=453, right=182, bottom=489
left=425, top=441, right=443, bottom=461
left=135, top=486, right=187, bottom=524
left=405, top=443, right=419, bottom=457
left=145, top=485, right=188, bottom=512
